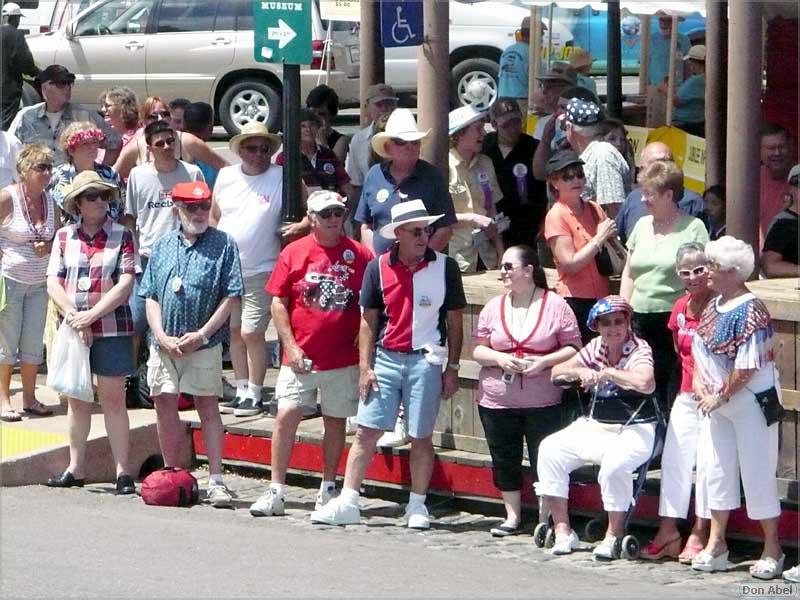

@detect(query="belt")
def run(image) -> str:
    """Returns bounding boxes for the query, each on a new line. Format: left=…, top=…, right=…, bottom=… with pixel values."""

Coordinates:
left=379, top=346, right=426, bottom=355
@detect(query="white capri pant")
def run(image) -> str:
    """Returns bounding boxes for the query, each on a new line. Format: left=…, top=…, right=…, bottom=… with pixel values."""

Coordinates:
left=535, top=417, right=657, bottom=513
left=658, top=392, right=709, bottom=519
left=703, top=387, right=781, bottom=521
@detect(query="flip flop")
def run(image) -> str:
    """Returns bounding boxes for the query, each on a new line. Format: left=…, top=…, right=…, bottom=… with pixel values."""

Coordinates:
left=1, top=409, right=22, bottom=422
left=22, top=401, right=53, bottom=416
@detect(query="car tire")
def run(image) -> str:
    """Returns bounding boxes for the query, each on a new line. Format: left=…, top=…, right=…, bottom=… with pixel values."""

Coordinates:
left=219, top=79, right=281, bottom=136
left=450, top=57, right=499, bottom=110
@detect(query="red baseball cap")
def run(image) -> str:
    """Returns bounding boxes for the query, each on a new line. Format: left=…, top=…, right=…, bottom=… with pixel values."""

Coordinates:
left=171, top=181, right=211, bottom=203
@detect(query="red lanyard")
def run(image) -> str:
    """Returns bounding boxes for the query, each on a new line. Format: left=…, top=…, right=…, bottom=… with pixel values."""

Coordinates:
left=499, top=290, right=549, bottom=356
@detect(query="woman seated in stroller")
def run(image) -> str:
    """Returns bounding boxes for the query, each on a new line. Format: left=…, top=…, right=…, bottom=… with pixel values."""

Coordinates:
left=535, top=295, right=659, bottom=560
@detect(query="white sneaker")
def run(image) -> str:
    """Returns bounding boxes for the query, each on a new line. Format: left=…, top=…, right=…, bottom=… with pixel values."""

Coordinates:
left=249, top=488, right=285, bottom=517
left=551, top=530, right=580, bottom=555
left=376, top=417, right=409, bottom=448
left=205, top=484, right=233, bottom=508
left=315, top=485, right=337, bottom=510
left=404, top=502, right=431, bottom=530
left=593, top=535, right=620, bottom=560
left=310, top=496, right=360, bottom=525
left=783, top=565, right=800, bottom=583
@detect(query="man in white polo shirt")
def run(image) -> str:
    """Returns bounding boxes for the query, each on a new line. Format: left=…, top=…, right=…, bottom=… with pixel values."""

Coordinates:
left=211, top=122, right=283, bottom=417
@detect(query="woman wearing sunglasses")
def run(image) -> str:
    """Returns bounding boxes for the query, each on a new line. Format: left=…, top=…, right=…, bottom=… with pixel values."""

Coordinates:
left=46, top=170, right=138, bottom=493
left=0, top=143, right=60, bottom=421
left=543, top=149, right=617, bottom=344
left=641, top=242, right=712, bottom=561
left=473, top=245, right=580, bottom=536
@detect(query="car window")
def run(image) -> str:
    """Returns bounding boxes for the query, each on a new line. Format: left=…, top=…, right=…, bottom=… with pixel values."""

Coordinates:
left=235, top=0, right=252, bottom=32
left=73, top=0, right=154, bottom=36
left=214, top=0, right=237, bottom=31
left=155, top=0, right=218, bottom=33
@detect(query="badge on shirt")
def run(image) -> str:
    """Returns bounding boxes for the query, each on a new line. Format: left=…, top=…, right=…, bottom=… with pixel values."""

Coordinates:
left=477, top=171, right=490, bottom=184
left=677, top=312, right=686, bottom=329
left=171, top=276, right=183, bottom=293
left=342, top=249, right=355, bottom=263
left=512, top=163, right=528, bottom=178
left=77, top=276, right=91, bottom=292
left=419, top=295, right=431, bottom=307
left=376, top=189, right=390, bottom=203
left=322, top=162, right=335, bottom=175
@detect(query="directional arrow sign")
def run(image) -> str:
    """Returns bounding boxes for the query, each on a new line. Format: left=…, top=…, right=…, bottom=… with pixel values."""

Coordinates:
left=254, top=0, right=312, bottom=65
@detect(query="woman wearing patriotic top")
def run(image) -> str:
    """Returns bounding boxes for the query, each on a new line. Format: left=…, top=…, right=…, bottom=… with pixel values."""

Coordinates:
left=642, top=242, right=712, bottom=562
left=472, top=245, right=580, bottom=537
left=690, top=236, right=784, bottom=580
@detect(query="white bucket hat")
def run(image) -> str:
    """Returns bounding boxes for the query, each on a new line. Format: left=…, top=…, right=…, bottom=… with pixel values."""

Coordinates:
left=371, top=109, right=431, bottom=159
left=379, top=199, right=442, bottom=240
left=448, top=105, right=487, bottom=136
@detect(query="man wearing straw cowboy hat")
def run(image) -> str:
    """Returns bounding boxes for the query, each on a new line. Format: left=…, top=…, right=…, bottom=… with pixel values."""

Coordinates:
left=210, top=121, right=284, bottom=418
left=354, top=108, right=456, bottom=257
left=311, top=200, right=466, bottom=529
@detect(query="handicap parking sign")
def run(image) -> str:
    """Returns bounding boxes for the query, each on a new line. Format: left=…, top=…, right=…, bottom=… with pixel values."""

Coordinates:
left=380, top=0, right=423, bottom=48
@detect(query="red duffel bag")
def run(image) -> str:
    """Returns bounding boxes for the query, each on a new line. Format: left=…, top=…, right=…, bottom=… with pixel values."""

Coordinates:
left=141, top=468, right=199, bottom=507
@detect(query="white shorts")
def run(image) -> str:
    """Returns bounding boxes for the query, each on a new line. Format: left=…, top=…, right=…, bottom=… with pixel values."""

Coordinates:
left=147, top=344, right=223, bottom=398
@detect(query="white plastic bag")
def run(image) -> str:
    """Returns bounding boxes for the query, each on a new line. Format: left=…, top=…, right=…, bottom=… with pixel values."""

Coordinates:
left=46, top=322, right=93, bottom=402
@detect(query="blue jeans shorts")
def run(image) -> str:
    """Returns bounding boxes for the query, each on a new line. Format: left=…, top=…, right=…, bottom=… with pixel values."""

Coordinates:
left=90, top=336, right=135, bottom=377
left=356, top=347, right=443, bottom=439
left=0, top=277, right=48, bottom=365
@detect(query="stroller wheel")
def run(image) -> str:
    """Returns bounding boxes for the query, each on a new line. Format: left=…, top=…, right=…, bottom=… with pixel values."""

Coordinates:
left=621, top=534, right=640, bottom=560
left=533, top=523, right=548, bottom=548
left=584, top=518, right=605, bottom=542
left=545, top=527, right=556, bottom=549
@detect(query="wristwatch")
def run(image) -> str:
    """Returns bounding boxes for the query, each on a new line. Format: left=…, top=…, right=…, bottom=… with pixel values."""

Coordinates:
left=447, top=362, right=461, bottom=372
left=198, top=331, right=210, bottom=345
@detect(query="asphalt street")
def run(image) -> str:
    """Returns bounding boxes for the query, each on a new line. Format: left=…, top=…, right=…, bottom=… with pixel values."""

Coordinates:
left=2, top=471, right=786, bottom=599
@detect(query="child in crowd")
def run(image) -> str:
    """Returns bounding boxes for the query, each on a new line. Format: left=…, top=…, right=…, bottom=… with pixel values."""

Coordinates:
left=702, top=185, right=726, bottom=240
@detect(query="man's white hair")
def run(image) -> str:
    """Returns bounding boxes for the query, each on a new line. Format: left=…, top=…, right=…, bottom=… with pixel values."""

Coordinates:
left=570, top=122, right=601, bottom=140
left=705, top=236, right=755, bottom=283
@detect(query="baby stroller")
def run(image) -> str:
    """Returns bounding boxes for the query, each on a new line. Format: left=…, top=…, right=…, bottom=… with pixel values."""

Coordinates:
left=533, top=376, right=667, bottom=560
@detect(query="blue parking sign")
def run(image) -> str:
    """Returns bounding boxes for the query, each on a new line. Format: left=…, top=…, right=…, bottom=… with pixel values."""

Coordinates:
left=380, top=0, right=423, bottom=48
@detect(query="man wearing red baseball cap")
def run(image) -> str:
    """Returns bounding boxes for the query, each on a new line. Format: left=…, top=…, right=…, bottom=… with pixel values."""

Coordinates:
left=138, top=180, right=243, bottom=507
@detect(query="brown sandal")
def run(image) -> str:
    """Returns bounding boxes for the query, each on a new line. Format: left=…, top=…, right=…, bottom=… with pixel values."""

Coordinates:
left=22, top=401, right=53, bottom=416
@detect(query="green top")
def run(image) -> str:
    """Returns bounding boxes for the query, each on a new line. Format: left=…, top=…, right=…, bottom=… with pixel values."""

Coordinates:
left=627, top=213, right=709, bottom=313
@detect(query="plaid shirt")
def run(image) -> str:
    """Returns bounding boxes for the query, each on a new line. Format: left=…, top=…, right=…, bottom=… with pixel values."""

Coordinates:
left=47, top=217, right=140, bottom=338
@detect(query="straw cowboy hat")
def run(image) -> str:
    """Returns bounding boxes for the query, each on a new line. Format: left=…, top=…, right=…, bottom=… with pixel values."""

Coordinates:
left=569, top=48, right=593, bottom=70
left=379, top=199, right=442, bottom=240
left=229, top=121, right=282, bottom=155
left=371, top=108, right=431, bottom=159
left=62, top=170, right=119, bottom=216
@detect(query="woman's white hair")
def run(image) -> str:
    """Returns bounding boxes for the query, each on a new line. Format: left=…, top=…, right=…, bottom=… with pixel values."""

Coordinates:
left=705, top=236, right=755, bottom=282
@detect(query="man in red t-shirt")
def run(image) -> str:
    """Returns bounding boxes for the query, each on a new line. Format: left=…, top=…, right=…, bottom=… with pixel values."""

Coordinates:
left=759, top=124, right=795, bottom=244
left=249, top=191, right=373, bottom=517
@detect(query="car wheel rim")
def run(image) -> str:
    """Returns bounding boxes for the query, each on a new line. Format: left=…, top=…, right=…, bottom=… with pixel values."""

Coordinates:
left=457, top=70, right=497, bottom=109
left=230, top=89, right=271, bottom=128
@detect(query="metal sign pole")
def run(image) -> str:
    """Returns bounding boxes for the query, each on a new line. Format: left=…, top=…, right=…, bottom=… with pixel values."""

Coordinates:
left=281, top=63, right=303, bottom=224
left=606, top=1, right=622, bottom=118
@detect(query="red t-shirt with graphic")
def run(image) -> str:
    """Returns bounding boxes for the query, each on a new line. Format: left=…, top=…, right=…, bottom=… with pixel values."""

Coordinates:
left=267, top=234, right=373, bottom=371
left=667, top=294, right=701, bottom=393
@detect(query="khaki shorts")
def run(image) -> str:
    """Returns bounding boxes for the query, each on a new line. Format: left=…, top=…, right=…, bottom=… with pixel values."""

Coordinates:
left=147, top=344, right=223, bottom=398
left=230, top=272, right=272, bottom=334
left=275, top=364, right=359, bottom=418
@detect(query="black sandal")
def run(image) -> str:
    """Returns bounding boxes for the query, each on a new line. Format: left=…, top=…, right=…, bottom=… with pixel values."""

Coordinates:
left=490, top=523, right=522, bottom=537
left=22, top=401, right=53, bottom=416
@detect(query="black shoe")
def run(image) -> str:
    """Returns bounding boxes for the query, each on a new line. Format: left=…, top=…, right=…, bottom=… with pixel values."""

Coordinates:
left=233, top=397, right=263, bottom=417
left=219, top=395, right=242, bottom=415
left=116, top=474, right=136, bottom=495
left=46, top=471, right=85, bottom=488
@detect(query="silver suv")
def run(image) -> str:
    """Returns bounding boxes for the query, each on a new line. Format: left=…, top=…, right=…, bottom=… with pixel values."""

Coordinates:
left=25, top=0, right=360, bottom=134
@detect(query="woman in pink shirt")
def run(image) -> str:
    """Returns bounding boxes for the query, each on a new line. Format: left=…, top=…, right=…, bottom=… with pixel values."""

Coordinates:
left=473, top=244, right=581, bottom=537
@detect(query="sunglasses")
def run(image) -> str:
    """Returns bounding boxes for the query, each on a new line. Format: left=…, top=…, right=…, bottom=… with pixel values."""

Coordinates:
left=241, top=144, right=271, bottom=155
left=176, top=201, right=212, bottom=213
left=32, top=163, right=53, bottom=173
left=596, top=315, right=627, bottom=327
left=559, top=167, right=585, bottom=181
left=499, top=262, right=520, bottom=272
left=677, top=265, right=708, bottom=278
left=152, top=137, right=176, bottom=148
left=391, top=138, right=421, bottom=147
left=79, top=191, right=111, bottom=203
left=398, top=225, right=433, bottom=238
left=148, top=110, right=171, bottom=120
left=317, top=208, right=345, bottom=219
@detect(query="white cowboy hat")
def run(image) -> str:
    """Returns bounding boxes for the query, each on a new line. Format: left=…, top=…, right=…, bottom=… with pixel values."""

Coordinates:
left=371, top=109, right=431, bottom=159
left=448, top=105, right=487, bottom=137
left=379, top=199, right=442, bottom=240
left=229, top=121, right=282, bottom=155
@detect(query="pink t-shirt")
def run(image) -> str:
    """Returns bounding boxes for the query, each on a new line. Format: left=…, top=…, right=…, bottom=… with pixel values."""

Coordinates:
left=474, top=291, right=581, bottom=409
left=760, top=165, right=791, bottom=246
left=667, top=294, right=701, bottom=393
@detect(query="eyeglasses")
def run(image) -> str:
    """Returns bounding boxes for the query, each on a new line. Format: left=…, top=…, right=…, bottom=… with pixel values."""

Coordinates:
left=50, top=80, right=74, bottom=88
left=32, top=163, right=53, bottom=173
left=677, top=265, right=708, bottom=278
left=499, top=262, right=520, bottom=272
left=79, top=191, right=111, bottom=203
left=176, top=201, right=212, bottom=213
left=391, top=138, right=421, bottom=147
left=317, top=208, right=345, bottom=219
left=152, top=137, right=176, bottom=148
left=596, top=315, right=627, bottom=327
left=398, top=225, right=433, bottom=238
left=560, top=167, right=585, bottom=181
left=241, top=144, right=271, bottom=155
left=148, top=110, right=171, bottom=120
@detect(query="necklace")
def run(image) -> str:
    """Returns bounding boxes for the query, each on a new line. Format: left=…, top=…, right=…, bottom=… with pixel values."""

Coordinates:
left=652, top=211, right=679, bottom=235
left=18, top=182, right=48, bottom=242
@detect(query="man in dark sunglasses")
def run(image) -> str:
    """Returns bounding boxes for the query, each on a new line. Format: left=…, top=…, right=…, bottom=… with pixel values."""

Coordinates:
left=9, top=64, right=121, bottom=166
left=250, top=190, right=374, bottom=517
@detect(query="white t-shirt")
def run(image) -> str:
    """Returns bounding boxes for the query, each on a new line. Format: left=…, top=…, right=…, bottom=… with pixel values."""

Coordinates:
left=0, top=131, right=22, bottom=189
left=214, top=164, right=283, bottom=277
left=125, top=160, right=204, bottom=257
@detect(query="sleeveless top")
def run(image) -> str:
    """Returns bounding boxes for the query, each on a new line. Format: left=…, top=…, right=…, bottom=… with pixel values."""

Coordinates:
left=0, top=184, right=56, bottom=283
